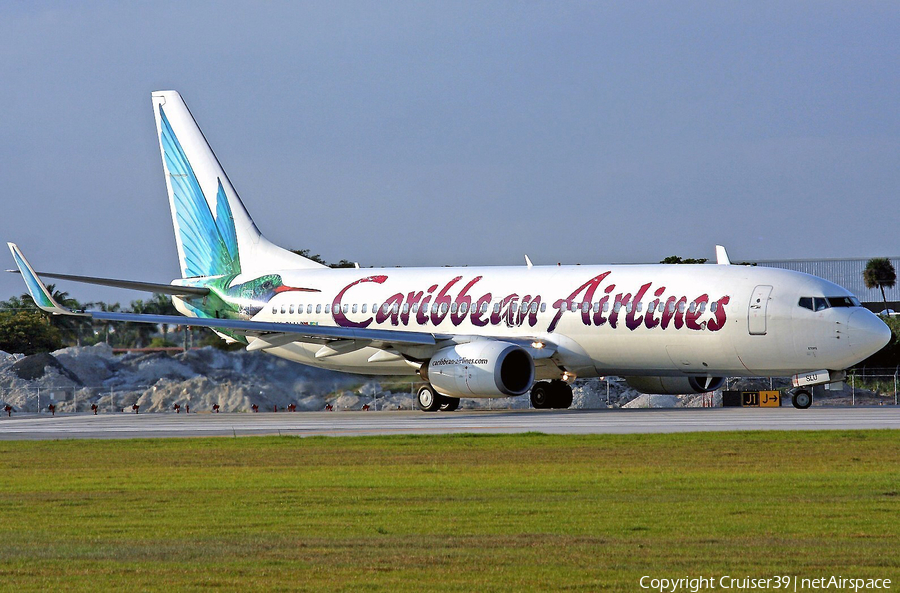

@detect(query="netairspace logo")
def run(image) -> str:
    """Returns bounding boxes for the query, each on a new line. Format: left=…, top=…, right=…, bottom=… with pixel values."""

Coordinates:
left=639, top=575, right=892, bottom=593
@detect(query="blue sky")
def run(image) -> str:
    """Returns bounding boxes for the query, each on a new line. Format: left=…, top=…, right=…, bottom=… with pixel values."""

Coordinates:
left=1, top=1, right=898, bottom=304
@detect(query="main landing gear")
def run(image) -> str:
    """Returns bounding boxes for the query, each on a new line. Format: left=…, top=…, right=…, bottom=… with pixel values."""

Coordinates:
left=790, top=388, right=812, bottom=409
left=530, top=380, right=573, bottom=409
left=416, top=384, right=460, bottom=412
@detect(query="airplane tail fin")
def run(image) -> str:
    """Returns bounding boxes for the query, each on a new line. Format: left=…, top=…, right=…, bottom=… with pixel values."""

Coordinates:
left=151, top=90, right=325, bottom=279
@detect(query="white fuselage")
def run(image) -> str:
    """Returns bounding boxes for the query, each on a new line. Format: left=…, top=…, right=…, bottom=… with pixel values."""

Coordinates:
left=180, top=263, right=887, bottom=382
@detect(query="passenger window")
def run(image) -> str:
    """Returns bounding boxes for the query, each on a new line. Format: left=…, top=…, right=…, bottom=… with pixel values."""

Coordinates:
left=540, top=303, right=547, bottom=312
left=460, top=302, right=468, bottom=314
left=281, top=305, right=286, bottom=314
left=402, top=303, right=409, bottom=314
left=570, top=302, right=578, bottom=312
left=613, top=302, right=621, bottom=313
left=412, top=303, right=419, bottom=314
left=272, top=306, right=277, bottom=315
left=383, top=303, right=390, bottom=314
left=604, top=302, right=610, bottom=313
left=450, top=303, right=458, bottom=314
left=482, top=303, right=489, bottom=313
left=799, top=297, right=813, bottom=311
left=493, top=303, right=501, bottom=314
left=530, top=302, right=538, bottom=314
left=710, top=302, right=717, bottom=313
left=392, top=303, right=399, bottom=314
left=814, top=297, right=828, bottom=312
left=361, top=304, right=367, bottom=314
left=626, top=303, right=633, bottom=314
left=325, top=304, right=330, bottom=314
left=289, top=305, right=294, bottom=314
left=316, top=304, right=322, bottom=314
left=636, top=302, right=643, bottom=313
left=352, top=304, right=357, bottom=314
left=593, top=302, right=600, bottom=313
left=581, top=302, right=589, bottom=313
left=511, top=302, right=518, bottom=313
left=677, top=302, right=685, bottom=314
left=433, top=303, right=440, bottom=314
left=440, top=303, right=448, bottom=314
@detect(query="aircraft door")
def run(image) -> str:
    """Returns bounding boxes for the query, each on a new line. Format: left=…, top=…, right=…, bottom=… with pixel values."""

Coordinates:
left=748, top=285, right=773, bottom=335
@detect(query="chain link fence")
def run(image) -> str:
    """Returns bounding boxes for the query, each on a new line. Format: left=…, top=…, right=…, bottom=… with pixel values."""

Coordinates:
left=5, top=373, right=899, bottom=415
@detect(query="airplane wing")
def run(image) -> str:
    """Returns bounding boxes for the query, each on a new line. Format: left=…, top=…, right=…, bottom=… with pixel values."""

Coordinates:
left=7, top=243, right=559, bottom=359
left=88, top=310, right=437, bottom=346
left=7, top=242, right=436, bottom=348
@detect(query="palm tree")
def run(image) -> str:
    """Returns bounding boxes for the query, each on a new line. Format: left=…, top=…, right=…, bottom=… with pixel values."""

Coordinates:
left=863, top=258, right=897, bottom=314
left=123, top=299, right=156, bottom=348
left=147, top=293, right=178, bottom=343
left=95, top=302, right=121, bottom=345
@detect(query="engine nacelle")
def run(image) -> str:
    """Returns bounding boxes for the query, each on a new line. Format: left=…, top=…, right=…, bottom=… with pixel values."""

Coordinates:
left=427, top=341, right=535, bottom=398
left=624, top=375, right=725, bottom=395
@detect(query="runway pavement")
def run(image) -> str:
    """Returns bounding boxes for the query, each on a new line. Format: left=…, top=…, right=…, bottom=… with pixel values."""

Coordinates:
left=1, top=407, right=900, bottom=440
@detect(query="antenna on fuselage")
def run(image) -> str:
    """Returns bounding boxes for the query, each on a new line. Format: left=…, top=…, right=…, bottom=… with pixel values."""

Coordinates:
left=715, top=245, right=731, bottom=265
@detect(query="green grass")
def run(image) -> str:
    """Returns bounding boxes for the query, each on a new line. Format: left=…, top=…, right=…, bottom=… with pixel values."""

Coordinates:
left=0, top=432, right=898, bottom=591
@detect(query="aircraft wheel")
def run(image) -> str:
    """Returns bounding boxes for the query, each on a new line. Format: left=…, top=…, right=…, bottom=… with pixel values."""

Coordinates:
left=530, top=381, right=552, bottom=409
left=417, top=385, right=442, bottom=412
left=554, top=382, right=574, bottom=409
left=791, top=389, right=812, bottom=409
left=440, top=397, right=460, bottom=411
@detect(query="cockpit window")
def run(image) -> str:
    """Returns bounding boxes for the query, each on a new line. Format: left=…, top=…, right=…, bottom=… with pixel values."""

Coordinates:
left=799, top=295, right=862, bottom=311
left=827, top=296, right=860, bottom=308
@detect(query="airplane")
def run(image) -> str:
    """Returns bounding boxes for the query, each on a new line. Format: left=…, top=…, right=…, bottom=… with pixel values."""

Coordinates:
left=7, top=90, right=891, bottom=411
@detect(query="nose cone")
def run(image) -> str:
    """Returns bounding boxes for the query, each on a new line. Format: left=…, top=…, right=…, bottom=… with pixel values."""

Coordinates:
left=848, top=310, right=892, bottom=361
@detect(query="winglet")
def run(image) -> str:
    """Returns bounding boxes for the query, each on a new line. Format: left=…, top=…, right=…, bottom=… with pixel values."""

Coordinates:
left=715, top=245, right=731, bottom=266
left=6, top=243, right=86, bottom=316
left=524, top=255, right=533, bottom=269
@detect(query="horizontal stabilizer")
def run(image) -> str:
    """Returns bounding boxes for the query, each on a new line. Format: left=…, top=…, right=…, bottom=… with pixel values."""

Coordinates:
left=6, top=269, right=209, bottom=297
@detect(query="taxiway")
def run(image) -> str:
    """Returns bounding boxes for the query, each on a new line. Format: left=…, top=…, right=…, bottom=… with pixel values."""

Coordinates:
left=1, top=407, right=899, bottom=440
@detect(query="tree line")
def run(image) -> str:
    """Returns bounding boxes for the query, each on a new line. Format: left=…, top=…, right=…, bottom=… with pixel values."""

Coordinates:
left=0, top=287, right=221, bottom=356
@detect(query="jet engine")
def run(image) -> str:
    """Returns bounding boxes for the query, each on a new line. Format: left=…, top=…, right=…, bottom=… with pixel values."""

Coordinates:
left=624, top=375, right=725, bottom=395
left=426, top=341, right=535, bottom=398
